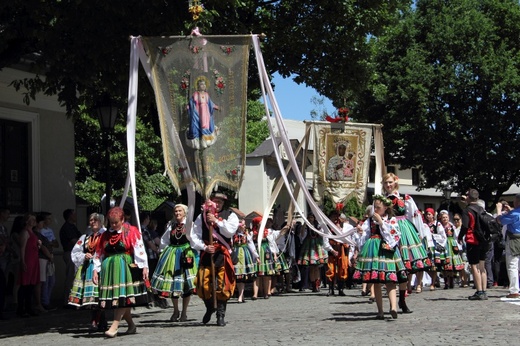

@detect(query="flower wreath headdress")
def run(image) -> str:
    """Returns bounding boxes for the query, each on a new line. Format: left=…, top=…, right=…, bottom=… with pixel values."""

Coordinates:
left=372, top=194, right=392, bottom=207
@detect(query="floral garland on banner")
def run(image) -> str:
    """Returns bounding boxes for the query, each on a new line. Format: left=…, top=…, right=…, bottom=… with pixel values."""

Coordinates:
left=325, top=106, right=350, bottom=123
left=189, top=0, right=204, bottom=21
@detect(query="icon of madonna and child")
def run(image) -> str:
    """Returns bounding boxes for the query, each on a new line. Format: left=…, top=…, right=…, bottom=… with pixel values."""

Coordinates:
left=185, top=76, right=221, bottom=150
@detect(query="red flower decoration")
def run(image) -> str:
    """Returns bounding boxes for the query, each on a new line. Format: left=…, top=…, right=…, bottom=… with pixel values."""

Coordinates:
left=77, top=240, right=83, bottom=245
left=404, top=194, right=411, bottom=200
left=397, top=200, right=405, bottom=207
left=389, top=273, right=397, bottom=281
left=336, top=203, right=344, bottom=211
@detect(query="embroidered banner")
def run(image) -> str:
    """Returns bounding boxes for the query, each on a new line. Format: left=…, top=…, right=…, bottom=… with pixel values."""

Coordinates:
left=141, top=35, right=250, bottom=198
left=310, top=122, right=373, bottom=205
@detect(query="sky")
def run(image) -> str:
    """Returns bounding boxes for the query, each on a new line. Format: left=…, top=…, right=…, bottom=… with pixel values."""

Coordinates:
left=269, top=73, right=334, bottom=121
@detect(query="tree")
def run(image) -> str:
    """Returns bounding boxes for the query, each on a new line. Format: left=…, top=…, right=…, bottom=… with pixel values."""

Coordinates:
left=74, top=104, right=173, bottom=211
left=357, top=0, right=520, bottom=207
left=265, top=0, right=411, bottom=108
left=246, top=99, right=269, bottom=154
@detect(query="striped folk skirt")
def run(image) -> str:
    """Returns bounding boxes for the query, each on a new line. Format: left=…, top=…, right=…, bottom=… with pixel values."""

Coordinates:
left=353, top=236, right=408, bottom=284
left=233, top=243, right=257, bottom=282
left=98, top=253, right=149, bottom=309
left=396, top=217, right=432, bottom=273
left=151, top=243, right=197, bottom=297
left=68, top=259, right=99, bottom=308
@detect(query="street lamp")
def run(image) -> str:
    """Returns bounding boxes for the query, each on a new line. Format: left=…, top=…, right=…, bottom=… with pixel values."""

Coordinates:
left=442, top=184, right=453, bottom=214
left=95, top=95, right=118, bottom=215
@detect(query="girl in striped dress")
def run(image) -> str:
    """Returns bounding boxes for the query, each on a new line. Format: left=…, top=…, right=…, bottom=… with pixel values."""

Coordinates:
left=383, top=173, right=432, bottom=314
left=69, top=213, right=106, bottom=332
left=353, top=195, right=407, bottom=319
left=151, top=204, right=198, bottom=322
left=297, top=214, right=331, bottom=292
left=437, top=210, right=465, bottom=288
left=252, top=217, right=276, bottom=299
left=233, top=219, right=259, bottom=303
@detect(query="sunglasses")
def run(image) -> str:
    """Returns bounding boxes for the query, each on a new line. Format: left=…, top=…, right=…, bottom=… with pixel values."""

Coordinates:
left=453, top=218, right=461, bottom=221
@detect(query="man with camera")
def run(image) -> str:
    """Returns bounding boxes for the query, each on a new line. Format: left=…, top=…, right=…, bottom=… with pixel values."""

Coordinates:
left=496, top=194, right=520, bottom=299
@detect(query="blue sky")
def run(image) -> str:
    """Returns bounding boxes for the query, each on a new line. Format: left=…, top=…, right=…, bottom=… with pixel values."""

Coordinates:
left=270, top=73, right=334, bottom=121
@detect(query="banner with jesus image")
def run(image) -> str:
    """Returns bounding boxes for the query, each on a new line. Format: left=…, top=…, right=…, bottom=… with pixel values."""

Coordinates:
left=140, top=35, right=250, bottom=198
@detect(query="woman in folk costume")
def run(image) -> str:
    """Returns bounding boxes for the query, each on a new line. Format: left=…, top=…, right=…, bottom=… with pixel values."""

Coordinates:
left=353, top=195, right=408, bottom=319
left=437, top=210, right=465, bottom=289
left=267, top=218, right=291, bottom=295
left=151, top=204, right=198, bottom=322
left=69, top=213, right=107, bottom=332
left=297, top=213, right=332, bottom=292
left=420, top=208, right=438, bottom=291
left=233, top=218, right=259, bottom=303
left=92, top=207, right=149, bottom=338
left=383, top=173, right=432, bottom=314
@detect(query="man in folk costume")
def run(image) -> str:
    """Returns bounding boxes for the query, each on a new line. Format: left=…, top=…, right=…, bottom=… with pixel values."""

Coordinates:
left=325, top=212, right=353, bottom=296
left=191, top=192, right=239, bottom=326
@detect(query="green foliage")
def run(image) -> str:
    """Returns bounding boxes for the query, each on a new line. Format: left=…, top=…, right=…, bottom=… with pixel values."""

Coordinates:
left=357, top=0, right=520, bottom=207
left=322, top=195, right=366, bottom=221
left=246, top=99, right=269, bottom=153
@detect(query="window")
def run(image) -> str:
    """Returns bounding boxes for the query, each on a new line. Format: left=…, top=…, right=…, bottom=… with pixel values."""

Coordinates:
left=0, top=119, right=29, bottom=213
left=412, top=168, right=420, bottom=186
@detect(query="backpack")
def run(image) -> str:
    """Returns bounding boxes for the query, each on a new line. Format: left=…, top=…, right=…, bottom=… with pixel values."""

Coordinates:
left=467, top=205, right=501, bottom=243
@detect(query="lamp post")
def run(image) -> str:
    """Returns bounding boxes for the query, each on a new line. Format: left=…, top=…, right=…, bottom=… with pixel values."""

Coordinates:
left=442, top=184, right=453, bottom=213
left=95, top=95, right=118, bottom=215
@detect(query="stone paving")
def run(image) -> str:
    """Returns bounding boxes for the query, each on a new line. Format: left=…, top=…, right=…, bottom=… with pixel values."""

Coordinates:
left=1, top=285, right=518, bottom=346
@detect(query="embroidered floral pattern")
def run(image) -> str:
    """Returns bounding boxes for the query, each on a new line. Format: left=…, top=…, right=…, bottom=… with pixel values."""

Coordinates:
left=220, top=45, right=235, bottom=55
left=213, top=69, right=225, bottom=94
left=190, top=45, right=202, bottom=54
left=159, top=46, right=172, bottom=56
left=180, top=71, right=190, bottom=90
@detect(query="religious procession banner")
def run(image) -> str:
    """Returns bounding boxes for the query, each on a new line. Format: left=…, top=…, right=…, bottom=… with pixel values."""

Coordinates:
left=310, top=122, right=373, bottom=206
left=140, top=35, right=250, bottom=198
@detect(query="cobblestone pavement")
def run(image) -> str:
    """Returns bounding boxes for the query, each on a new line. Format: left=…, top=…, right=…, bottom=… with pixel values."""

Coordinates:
left=1, top=285, right=518, bottom=346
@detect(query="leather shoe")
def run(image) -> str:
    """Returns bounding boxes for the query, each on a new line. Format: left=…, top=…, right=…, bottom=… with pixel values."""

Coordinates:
left=126, top=325, right=137, bottom=335
left=506, top=293, right=520, bottom=299
left=390, top=310, right=398, bottom=319
left=105, top=329, right=118, bottom=338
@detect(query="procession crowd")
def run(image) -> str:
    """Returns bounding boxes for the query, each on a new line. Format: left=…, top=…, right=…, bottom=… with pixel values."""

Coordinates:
left=1, top=173, right=520, bottom=337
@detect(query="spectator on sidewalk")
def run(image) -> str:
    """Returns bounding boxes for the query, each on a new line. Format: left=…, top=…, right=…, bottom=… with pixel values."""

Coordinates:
left=40, top=212, right=58, bottom=310
left=496, top=194, right=520, bottom=299
left=460, top=189, right=490, bottom=300
left=59, top=209, right=81, bottom=307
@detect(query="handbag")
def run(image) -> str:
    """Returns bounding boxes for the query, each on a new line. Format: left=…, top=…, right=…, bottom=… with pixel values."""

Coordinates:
left=434, top=243, right=445, bottom=252
left=181, top=249, right=194, bottom=269
left=380, top=241, right=395, bottom=253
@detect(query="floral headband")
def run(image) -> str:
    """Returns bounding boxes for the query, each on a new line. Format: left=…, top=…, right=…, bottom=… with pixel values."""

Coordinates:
left=373, top=194, right=392, bottom=207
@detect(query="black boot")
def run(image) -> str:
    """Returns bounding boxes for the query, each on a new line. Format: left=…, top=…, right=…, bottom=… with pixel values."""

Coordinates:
left=398, top=290, right=413, bottom=313
left=216, top=300, right=227, bottom=327
left=202, top=299, right=215, bottom=324
left=327, top=284, right=335, bottom=297
left=338, top=281, right=346, bottom=296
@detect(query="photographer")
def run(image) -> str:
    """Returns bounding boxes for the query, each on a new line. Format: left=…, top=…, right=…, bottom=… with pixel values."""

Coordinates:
left=496, top=194, right=520, bottom=299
